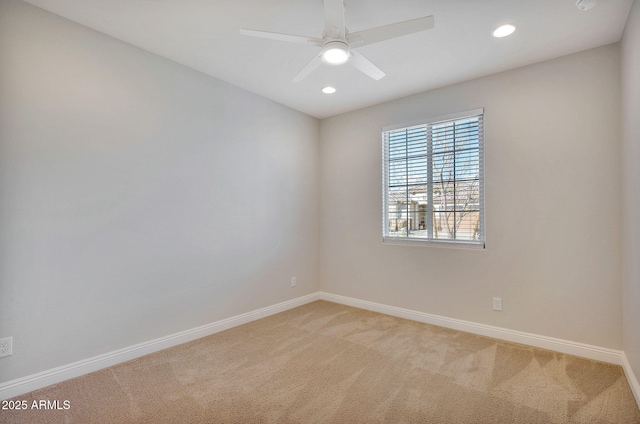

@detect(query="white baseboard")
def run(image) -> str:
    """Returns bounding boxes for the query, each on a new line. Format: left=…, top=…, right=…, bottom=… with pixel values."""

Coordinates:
left=622, top=352, right=640, bottom=407
left=0, top=293, right=321, bottom=401
left=318, top=292, right=624, bottom=365
left=1, top=291, right=633, bottom=405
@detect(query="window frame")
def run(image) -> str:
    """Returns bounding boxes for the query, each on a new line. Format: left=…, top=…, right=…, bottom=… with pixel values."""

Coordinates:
left=382, top=108, right=485, bottom=249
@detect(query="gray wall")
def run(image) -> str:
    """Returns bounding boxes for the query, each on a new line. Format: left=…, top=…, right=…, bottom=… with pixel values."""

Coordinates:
left=622, top=0, right=640, bottom=384
left=319, top=44, right=622, bottom=349
left=0, top=0, right=320, bottom=383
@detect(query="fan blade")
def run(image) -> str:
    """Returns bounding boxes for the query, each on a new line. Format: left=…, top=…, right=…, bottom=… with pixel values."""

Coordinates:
left=240, top=29, right=323, bottom=46
left=347, top=15, right=434, bottom=47
left=323, top=0, right=346, bottom=39
left=349, top=50, right=385, bottom=80
left=292, top=54, right=323, bottom=82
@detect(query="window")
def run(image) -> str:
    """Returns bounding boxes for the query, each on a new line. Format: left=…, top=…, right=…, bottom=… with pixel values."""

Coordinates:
left=382, top=109, right=484, bottom=248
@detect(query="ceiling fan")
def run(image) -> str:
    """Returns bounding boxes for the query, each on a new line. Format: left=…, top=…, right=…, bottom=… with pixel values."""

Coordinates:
left=240, top=0, right=434, bottom=82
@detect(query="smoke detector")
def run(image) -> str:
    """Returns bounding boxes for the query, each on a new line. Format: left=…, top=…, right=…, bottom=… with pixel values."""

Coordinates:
left=576, top=0, right=596, bottom=10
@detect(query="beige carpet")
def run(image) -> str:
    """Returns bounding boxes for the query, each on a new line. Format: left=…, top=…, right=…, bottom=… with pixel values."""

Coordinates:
left=2, top=301, right=639, bottom=423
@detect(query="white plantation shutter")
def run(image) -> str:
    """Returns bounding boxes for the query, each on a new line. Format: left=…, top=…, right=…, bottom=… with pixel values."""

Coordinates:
left=382, top=109, right=485, bottom=247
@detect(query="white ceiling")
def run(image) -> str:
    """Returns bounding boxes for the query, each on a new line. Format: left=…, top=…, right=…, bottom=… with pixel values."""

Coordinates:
left=23, top=0, right=633, bottom=119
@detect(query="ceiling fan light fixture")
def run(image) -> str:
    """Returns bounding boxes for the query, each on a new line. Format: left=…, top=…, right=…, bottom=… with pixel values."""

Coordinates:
left=322, top=41, right=350, bottom=65
left=492, top=24, right=516, bottom=38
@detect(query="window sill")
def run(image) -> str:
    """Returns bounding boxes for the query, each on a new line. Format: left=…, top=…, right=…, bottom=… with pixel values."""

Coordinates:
left=382, top=236, right=485, bottom=249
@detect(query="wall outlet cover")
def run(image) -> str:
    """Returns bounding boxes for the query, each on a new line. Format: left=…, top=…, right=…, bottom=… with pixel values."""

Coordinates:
left=0, top=337, right=12, bottom=358
left=492, top=297, right=503, bottom=311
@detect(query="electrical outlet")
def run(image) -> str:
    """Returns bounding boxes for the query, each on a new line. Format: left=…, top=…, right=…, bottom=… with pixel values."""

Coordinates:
left=0, top=337, right=12, bottom=358
left=492, top=297, right=503, bottom=312
left=291, top=277, right=297, bottom=288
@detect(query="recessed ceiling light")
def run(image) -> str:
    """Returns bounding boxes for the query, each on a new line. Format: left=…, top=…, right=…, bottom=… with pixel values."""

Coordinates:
left=322, top=86, right=337, bottom=94
left=492, top=24, right=516, bottom=38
